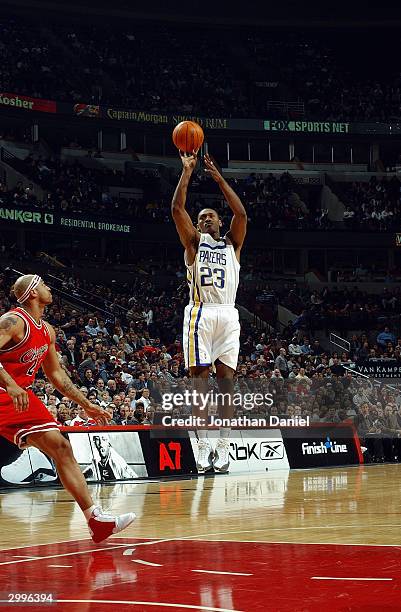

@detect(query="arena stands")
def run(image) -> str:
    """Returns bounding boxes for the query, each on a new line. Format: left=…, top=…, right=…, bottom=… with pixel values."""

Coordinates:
left=339, top=177, right=401, bottom=230
left=1, top=17, right=401, bottom=120
left=279, top=284, right=401, bottom=336
left=2, top=152, right=315, bottom=227
left=246, top=32, right=401, bottom=121
left=7, top=152, right=401, bottom=231
left=2, top=153, right=164, bottom=216
left=0, top=18, right=86, bottom=102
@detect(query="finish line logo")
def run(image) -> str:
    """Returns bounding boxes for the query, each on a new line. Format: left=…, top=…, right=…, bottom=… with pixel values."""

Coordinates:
left=301, top=437, right=348, bottom=455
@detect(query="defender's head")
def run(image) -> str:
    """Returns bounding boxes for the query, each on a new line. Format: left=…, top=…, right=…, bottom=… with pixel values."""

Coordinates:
left=11, top=275, right=52, bottom=306
left=197, top=208, right=222, bottom=239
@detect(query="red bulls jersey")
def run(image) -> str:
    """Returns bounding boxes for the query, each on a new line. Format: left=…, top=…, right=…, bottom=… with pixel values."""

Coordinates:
left=0, top=307, right=51, bottom=390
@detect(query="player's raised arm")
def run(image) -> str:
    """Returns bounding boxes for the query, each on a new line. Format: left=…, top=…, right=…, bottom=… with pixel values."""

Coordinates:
left=0, top=314, right=29, bottom=411
left=204, top=154, right=247, bottom=255
left=41, top=323, right=109, bottom=425
left=171, top=152, right=200, bottom=263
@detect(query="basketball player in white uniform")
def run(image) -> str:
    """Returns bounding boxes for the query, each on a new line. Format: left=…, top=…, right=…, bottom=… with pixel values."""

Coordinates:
left=172, top=152, right=247, bottom=473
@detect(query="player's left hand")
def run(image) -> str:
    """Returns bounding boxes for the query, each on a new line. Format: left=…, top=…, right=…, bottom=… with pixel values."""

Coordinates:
left=84, top=403, right=110, bottom=426
left=204, top=154, right=223, bottom=183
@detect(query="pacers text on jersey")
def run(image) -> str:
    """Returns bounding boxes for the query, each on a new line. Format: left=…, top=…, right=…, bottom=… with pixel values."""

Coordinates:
left=198, top=250, right=227, bottom=265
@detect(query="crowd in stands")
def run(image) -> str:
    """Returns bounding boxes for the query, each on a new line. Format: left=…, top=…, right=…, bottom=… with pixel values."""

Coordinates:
left=187, top=172, right=401, bottom=232
left=3, top=154, right=163, bottom=217
left=328, top=266, right=399, bottom=283
left=0, top=18, right=80, bottom=104
left=247, top=33, right=401, bottom=122
left=6, top=147, right=401, bottom=232
left=279, top=285, right=401, bottom=338
left=338, top=176, right=401, bottom=230
left=1, top=152, right=318, bottom=227
left=1, top=16, right=401, bottom=121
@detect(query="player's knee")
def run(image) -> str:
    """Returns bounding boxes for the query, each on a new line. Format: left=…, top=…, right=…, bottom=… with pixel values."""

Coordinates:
left=190, top=366, right=209, bottom=378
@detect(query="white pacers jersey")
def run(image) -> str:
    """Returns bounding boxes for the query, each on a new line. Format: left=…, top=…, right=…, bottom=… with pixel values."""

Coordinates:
left=185, top=233, right=240, bottom=305
left=183, top=233, right=241, bottom=370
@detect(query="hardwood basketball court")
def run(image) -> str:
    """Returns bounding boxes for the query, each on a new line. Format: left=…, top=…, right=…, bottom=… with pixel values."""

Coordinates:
left=1, top=465, right=400, bottom=610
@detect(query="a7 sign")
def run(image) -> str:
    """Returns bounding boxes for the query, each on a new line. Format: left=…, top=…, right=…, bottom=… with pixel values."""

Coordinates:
left=139, top=431, right=198, bottom=477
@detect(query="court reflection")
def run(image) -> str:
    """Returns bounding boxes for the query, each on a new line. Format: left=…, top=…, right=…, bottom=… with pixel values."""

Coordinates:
left=1, top=464, right=401, bottom=551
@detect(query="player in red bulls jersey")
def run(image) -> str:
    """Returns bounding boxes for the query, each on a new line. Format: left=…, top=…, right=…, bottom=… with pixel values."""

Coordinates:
left=0, top=274, right=136, bottom=543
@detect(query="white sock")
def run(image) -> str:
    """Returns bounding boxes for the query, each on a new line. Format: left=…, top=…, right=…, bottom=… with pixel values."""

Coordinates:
left=83, top=504, right=97, bottom=522
left=197, top=429, right=208, bottom=439
left=220, top=427, right=231, bottom=439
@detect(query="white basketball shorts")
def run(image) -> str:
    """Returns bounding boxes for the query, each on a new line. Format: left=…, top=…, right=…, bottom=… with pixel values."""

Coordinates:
left=183, top=304, right=240, bottom=371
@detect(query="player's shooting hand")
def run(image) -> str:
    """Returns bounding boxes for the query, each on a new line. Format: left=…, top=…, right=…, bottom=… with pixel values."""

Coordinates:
left=179, top=150, right=198, bottom=174
left=7, top=382, right=29, bottom=413
left=84, top=403, right=110, bottom=426
left=204, top=154, right=223, bottom=184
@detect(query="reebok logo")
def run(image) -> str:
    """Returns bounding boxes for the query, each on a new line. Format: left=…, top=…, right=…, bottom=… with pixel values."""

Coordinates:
left=229, top=440, right=285, bottom=461
left=260, top=441, right=284, bottom=460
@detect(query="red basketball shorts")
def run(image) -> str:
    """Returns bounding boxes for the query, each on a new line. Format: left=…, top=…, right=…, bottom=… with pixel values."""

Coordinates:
left=0, top=389, right=60, bottom=449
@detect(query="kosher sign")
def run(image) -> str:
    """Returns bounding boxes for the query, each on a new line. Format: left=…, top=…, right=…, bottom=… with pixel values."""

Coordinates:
left=0, top=206, right=132, bottom=234
left=0, top=92, right=56, bottom=114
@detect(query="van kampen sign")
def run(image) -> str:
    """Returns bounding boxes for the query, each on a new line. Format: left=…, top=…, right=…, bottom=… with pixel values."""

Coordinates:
left=352, top=360, right=401, bottom=378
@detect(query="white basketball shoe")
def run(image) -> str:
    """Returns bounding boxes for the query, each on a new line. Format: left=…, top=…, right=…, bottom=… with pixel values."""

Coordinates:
left=0, top=447, right=57, bottom=484
left=196, top=438, right=214, bottom=473
left=213, top=438, right=231, bottom=473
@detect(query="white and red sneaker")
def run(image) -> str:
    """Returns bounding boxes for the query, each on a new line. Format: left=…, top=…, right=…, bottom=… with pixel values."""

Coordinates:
left=88, top=506, right=136, bottom=544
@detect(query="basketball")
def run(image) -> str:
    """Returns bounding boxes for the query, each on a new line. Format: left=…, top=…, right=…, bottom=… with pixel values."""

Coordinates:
left=172, top=120, right=204, bottom=153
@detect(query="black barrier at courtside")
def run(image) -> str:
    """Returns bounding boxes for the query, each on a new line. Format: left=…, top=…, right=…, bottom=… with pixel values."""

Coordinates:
left=281, top=424, right=363, bottom=469
left=0, top=424, right=363, bottom=488
left=140, top=429, right=198, bottom=476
